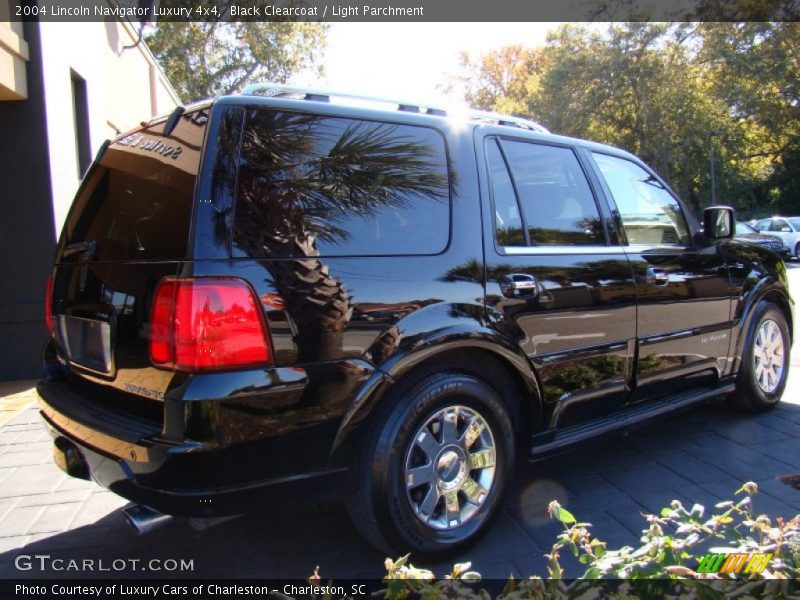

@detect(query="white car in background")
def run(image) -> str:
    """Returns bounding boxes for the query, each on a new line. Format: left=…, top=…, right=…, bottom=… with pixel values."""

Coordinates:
left=754, top=216, right=800, bottom=259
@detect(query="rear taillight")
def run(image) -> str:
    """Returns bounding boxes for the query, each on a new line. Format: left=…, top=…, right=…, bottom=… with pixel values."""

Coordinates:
left=149, top=277, right=272, bottom=371
left=45, top=275, right=55, bottom=337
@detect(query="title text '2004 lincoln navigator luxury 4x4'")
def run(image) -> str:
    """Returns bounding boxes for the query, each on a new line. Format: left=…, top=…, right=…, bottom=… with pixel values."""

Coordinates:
left=39, top=85, right=793, bottom=557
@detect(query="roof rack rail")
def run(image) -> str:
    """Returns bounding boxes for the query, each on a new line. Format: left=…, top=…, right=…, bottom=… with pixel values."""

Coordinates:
left=240, top=83, right=549, bottom=133
left=241, top=83, right=448, bottom=116
left=469, top=110, right=549, bottom=133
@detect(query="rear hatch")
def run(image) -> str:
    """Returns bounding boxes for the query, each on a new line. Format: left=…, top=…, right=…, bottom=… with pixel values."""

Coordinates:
left=49, top=108, right=209, bottom=416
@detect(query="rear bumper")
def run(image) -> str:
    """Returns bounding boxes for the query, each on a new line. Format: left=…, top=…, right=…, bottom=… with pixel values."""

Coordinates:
left=37, top=380, right=345, bottom=517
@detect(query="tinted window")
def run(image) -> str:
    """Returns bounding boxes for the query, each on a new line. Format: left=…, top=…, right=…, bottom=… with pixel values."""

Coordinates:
left=500, top=140, right=605, bottom=246
left=233, top=110, right=450, bottom=257
left=62, top=110, right=208, bottom=261
left=486, top=139, right=525, bottom=246
left=592, top=153, right=690, bottom=246
left=769, top=219, right=790, bottom=232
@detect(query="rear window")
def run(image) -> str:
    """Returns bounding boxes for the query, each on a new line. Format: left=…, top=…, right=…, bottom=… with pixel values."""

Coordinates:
left=60, top=110, right=208, bottom=262
left=232, top=109, right=451, bottom=258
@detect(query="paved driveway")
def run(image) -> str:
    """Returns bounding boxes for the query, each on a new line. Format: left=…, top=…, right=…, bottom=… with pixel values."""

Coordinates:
left=1, top=266, right=800, bottom=580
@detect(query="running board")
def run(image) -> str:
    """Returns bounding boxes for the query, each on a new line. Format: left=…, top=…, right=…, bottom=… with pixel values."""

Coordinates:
left=529, top=381, right=735, bottom=460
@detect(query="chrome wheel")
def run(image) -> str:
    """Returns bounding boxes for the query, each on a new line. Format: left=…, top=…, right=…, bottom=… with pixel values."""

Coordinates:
left=754, top=318, right=785, bottom=394
left=404, top=405, right=496, bottom=530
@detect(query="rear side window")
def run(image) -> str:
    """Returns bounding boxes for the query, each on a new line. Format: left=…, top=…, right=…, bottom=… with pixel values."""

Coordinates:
left=62, top=110, right=207, bottom=261
left=592, top=152, right=691, bottom=246
left=487, top=138, right=605, bottom=246
left=233, top=110, right=450, bottom=258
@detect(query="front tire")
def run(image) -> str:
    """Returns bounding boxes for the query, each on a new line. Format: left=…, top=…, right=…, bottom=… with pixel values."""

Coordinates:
left=794, top=242, right=800, bottom=260
left=346, top=372, right=514, bottom=559
left=730, top=300, right=790, bottom=411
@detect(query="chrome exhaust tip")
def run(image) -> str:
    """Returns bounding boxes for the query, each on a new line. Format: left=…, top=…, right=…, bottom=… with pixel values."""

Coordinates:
left=122, top=504, right=174, bottom=535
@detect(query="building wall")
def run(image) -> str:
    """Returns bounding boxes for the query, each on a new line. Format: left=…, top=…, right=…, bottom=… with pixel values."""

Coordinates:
left=39, top=19, right=180, bottom=234
left=0, top=20, right=58, bottom=381
left=0, top=3, right=28, bottom=100
left=0, top=10, right=180, bottom=380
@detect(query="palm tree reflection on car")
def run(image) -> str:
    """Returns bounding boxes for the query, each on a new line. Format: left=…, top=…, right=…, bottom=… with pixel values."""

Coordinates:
left=222, top=110, right=451, bottom=363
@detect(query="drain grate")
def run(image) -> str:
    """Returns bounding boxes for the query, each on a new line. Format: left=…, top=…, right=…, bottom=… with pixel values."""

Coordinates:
left=777, top=474, right=800, bottom=490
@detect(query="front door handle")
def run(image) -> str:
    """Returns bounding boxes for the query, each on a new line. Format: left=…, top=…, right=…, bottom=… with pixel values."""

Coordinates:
left=500, top=274, right=540, bottom=298
left=645, top=267, right=669, bottom=286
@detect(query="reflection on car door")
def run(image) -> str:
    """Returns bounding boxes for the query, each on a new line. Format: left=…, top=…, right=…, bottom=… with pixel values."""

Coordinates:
left=590, top=152, right=732, bottom=402
left=480, top=136, right=638, bottom=428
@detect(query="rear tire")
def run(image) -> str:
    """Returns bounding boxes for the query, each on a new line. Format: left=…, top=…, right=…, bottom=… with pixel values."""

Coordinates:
left=346, top=371, right=514, bottom=559
left=794, top=242, right=800, bottom=260
left=729, top=301, right=790, bottom=411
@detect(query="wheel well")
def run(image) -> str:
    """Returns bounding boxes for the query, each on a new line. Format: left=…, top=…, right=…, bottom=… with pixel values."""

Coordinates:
left=329, top=347, right=540, bottom=469
left=763, top=291, right=793, bottom=343
left=388, top=347, right=539, bottom=438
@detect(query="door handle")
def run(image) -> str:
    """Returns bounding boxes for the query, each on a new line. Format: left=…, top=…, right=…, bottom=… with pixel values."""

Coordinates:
left=644, top=267, right=669, bottom=286
left=500, top=274, right=540, bottom=298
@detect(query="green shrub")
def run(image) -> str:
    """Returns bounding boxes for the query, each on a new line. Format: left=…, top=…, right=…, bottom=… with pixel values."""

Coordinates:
left=375, top=482, right=800, bottom=599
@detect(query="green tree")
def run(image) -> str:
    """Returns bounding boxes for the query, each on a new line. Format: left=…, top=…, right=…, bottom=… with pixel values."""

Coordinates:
left=448, top=22, right=799, bottom=218
left=145, top=22, right=327, bottom=102
left=449, top=45, right=544, bottom=116
left=699, top=22, right=800, bottom=215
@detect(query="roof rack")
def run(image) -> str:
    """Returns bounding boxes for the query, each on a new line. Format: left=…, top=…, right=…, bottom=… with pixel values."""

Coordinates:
left=240, top=83, right=549, bottom=133
left=468, top=110, right=549, bottom=133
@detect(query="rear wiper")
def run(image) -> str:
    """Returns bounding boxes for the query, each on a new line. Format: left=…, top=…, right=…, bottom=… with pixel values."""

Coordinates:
left=63, top=240, right=97, bottom=259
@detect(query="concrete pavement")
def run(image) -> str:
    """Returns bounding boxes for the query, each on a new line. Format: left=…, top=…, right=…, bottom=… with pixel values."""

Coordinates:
left=0, top=266, right=799, bottom=580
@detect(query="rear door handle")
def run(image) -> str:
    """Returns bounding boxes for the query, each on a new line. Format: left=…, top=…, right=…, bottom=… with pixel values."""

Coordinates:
left=645, top=267, right=669, bottom=286
left=500, top=274, right=540, bottom=298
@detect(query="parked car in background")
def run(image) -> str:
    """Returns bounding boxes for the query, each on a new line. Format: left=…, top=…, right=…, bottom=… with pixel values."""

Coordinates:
left=754, top=217, right=800, bottom=259
left=735, top=222, right=790, bottom=259
left=38, top=85, right=794, bottom=558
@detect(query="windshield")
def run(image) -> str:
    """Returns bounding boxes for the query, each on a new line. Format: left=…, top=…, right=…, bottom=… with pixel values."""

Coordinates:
left=735, top=222, right=757, bottom=235
left=61, top=109, right=208, bottom=262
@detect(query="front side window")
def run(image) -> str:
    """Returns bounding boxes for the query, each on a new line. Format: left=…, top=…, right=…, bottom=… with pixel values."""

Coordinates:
left=592, top=153, right=691, bottom=246
left=233, top=110, right=450, bottom=258
left=488, top=139, right=605, bottom=246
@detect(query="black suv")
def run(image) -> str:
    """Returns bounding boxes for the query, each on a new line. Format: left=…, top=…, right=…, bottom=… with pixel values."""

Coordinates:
left=39, top=85, right=793, bottom=558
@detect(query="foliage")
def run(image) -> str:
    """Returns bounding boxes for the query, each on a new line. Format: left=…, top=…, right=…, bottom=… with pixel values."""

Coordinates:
left=541, top=481, right=800, bottom=582
left=378, top=555, right=484, bottom=600
left=373, top=482, right=800, bottom=598
left=449, top=23, right=800, bottom=218
left=699, top=22, right=800, bottom=216
left=145, top=22, right=327, bottom=102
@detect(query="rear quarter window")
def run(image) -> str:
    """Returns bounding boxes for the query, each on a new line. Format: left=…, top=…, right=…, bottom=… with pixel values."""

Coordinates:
left=61, top=110, right=208, bottom=262
left=232, top=110, right=451, bottom=258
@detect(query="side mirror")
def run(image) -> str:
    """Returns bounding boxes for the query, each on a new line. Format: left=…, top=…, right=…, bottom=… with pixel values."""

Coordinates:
left=703, top=206, right=735, bottom=240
